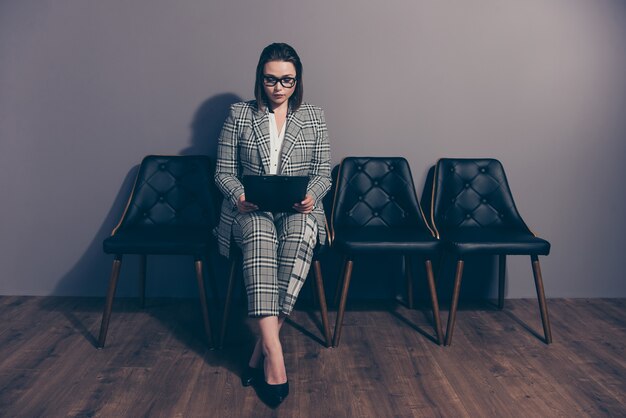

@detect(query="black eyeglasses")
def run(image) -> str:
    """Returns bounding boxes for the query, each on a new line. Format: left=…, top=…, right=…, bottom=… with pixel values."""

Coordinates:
left=263, top=75, right=297, bottom=88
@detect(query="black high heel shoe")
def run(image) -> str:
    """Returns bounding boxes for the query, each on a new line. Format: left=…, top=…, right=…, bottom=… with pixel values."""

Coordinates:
left=241, top=365, right=264, bottom=387
left=260, top=380, right=289, bottom=407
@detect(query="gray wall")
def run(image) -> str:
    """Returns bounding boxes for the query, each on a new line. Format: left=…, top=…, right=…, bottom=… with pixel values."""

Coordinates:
left=1, top=0, right=625, bottom=299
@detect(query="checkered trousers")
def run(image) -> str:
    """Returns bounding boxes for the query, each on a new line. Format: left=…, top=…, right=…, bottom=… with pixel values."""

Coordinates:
left=232, top=211, right=318, bottom=317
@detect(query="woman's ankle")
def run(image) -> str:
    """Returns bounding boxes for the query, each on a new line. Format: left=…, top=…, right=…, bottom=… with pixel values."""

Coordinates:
left=262, top=342, right=287, bottom=384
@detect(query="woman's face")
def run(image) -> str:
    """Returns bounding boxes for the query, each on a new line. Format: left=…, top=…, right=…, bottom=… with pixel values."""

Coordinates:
left=262, top=60, right=297, bottom=110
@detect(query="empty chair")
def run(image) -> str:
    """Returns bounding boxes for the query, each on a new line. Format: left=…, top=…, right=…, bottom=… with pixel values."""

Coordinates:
left=98, top=155, right=218, bottom=348
left=331, top=157, right=444, bottom=347
left=431, top=158, right=552, bottom=346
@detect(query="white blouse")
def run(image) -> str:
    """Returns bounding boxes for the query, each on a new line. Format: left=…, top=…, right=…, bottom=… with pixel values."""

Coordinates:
left=267, top=112, right=286, bottom=175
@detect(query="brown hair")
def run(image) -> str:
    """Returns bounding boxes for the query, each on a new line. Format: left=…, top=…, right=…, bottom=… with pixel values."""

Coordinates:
left=254, top=43, right=303, bottom=111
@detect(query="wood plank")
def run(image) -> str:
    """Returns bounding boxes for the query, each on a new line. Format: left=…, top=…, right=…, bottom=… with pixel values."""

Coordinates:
left=0, top=296, right=625, bottom=417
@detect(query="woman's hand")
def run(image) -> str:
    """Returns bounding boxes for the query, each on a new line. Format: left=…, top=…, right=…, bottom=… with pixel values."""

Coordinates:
left=293, top=194, right=315, bottom=214
left=237, top=194, right=258, bottom=213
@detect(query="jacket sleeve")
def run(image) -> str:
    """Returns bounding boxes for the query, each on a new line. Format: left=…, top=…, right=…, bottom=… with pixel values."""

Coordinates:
left=306, top=108, right=332, bottom=204
left=215, top=104, right=245, bottom=208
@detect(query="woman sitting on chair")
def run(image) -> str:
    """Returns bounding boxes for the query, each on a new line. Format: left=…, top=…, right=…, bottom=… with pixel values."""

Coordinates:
left=214, top=42, right=331, bottom=406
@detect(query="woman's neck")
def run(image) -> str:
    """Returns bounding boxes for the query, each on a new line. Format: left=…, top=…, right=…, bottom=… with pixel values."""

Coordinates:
left=269, top=101, right=289, bottom=115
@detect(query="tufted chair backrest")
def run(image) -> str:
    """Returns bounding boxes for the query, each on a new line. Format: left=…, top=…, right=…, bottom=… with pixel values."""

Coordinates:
left=431, top=158, right=529, bottom=236
left=331, top=157, right=431, bottom=231
left=116, top=155, right=216, bottom=232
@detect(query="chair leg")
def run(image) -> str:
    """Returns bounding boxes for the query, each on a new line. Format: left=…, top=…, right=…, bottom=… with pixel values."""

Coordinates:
left=498, top=255, right=506, bottom=310
left=312, top=260, right=332, bottom=348
left=444, top=259, right=464, bottom=346
left=219, top=256, right=239, bottom=348
left=98, top=255, right=123, bottom=348
left=332, top=258, right=354, bottom=347
left=194, top=258, right=213, bottom=348
left=309, top=267, right=318, bottom=308
left=425, top=260, right=444, bottom=345
left=205, top=252, right=221, bottom=316
left=531, top=255, right=553, bottom=344
left=405, top=255, right=414, bottom=309
left=333, top=256, right=348, bottom=308
left=139, top=255, right=147, bottom=309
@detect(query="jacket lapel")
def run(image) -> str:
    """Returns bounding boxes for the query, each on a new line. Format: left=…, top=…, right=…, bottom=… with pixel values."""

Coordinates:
left=251, top=106, right=272, bottom=174
left=279, top=109, right=303, bottom=173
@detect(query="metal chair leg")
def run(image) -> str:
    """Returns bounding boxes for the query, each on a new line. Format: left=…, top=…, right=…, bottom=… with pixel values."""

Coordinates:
left=405, top=255, right=414, bottom=309
left=204, top=252, right=221, bottom=317
left=531, top=255, right=553, bottom=344
left=332, top=258, right=354, bottom=347
left=498, top=255, right=506, bottom=310
left=425, top=260, right=444, bottom=345
left=444, top=259, right=464, bottom=346
left=312, top=260, right=332, bottom=347
left=195, top=258, right=213, bottom=348
left=139, top=255, right=147, bottom=309
left=333, top=256, right=348, bottom=308
left=219, top=256, right=239, bottom=348
left=98, top=255, right=123, bottom=348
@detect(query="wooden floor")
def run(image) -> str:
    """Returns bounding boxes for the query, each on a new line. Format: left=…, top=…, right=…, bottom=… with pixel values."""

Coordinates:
left=0, top=296, right=625, bottom=417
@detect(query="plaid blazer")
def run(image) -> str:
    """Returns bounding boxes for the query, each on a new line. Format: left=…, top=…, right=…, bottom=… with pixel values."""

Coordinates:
left=214, top=100, right=332, bottom=257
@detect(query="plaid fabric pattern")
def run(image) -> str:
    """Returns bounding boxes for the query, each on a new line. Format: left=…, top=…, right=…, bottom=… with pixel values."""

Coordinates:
left=232, top=212, right=318, bottom=316
left=214, top=100, right=331, bottom=258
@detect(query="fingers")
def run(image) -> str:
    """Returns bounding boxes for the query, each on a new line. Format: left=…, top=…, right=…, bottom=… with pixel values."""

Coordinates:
left=293, top=194, right=315, bottom=214
left=237, top=194, right=258, bottom=213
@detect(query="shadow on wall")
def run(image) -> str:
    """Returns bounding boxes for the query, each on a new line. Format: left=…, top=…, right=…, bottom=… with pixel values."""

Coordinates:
left=51, top=92, right=242, bottom=300
left=52, top=165, right=140, bottom=297
left=180, top=93, right=242, bottom=158
left=41, top=92, right=244, bottom=358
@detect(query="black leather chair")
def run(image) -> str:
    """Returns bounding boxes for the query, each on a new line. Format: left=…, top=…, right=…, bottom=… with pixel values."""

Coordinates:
left=219, top=233, right=333, bottom=349
left=431, top=158, right=552, bottom=346
left=98, top=155, right=218, bottom=348
left=331, top=157, right=444, bottom=347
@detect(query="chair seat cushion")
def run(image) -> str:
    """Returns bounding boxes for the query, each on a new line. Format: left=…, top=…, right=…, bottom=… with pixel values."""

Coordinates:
left=103, top=226, right=214, bottom=255
left=440, top=228, right=550, bottom=255
left=333, top=227, right=440, bottom=254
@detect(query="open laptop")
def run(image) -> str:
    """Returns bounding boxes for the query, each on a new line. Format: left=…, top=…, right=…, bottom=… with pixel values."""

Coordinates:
left=242, top=175, right=309, bottom=212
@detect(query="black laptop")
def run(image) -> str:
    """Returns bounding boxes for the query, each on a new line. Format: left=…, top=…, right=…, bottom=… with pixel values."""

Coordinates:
left=242, top=175, right=309, bottom=212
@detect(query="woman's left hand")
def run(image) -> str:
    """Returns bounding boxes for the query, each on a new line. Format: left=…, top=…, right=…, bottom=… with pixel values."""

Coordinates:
left=293, top=194, right=315, bottom=214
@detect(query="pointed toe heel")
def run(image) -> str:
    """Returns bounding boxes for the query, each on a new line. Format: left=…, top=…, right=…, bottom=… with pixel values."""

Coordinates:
left=261, top=380, right=289, bottom=407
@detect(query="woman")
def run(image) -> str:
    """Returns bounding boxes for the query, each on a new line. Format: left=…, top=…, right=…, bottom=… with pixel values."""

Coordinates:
left=214, top=43, right=331, bottom=405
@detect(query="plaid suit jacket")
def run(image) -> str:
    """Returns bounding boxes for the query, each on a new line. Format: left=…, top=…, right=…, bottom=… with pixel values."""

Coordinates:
left=214, top=100, right=332, bottom=257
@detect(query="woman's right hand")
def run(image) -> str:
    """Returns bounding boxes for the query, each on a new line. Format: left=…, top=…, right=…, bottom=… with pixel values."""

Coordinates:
left=237, top=194, right=258, bottom=213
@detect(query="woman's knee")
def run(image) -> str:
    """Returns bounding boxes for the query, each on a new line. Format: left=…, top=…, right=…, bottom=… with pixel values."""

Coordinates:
left=235, top=212, right=278, bottom=243
left=282, top=213, right=317, bottom=235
